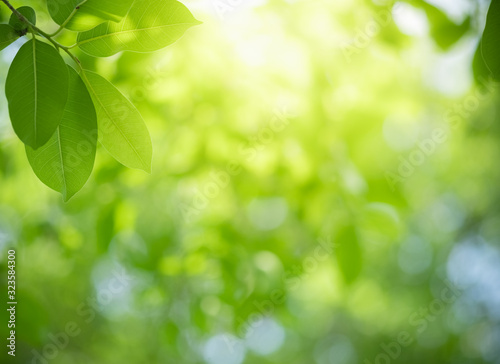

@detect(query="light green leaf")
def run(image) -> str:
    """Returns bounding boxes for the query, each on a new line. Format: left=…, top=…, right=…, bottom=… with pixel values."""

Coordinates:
left=9, top=6, right=36, bottom=33
left=47, top=0, right=135, bottom=31
left=5, top=39, right=69, bottom=149
left=335, top=225, right=363, bottom=285
left=0, top=24, right=19, bottom=51
left=81, top=70, right=152, bottom=172
left=26, top=66, right=97, bottom=202
left=77, top=0, right=201, bottom=57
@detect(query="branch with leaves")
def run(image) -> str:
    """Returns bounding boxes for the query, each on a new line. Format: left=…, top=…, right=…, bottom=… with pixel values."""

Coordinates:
left=0, top=0, right=200, bottom=201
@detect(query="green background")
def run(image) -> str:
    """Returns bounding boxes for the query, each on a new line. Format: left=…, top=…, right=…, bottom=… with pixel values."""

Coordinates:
left=1, top=0, right=500, bottom=363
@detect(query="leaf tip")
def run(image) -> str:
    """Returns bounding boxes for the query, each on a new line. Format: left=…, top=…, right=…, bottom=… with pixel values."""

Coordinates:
left=142, top=163, right=152, bottom=174
left=62, top=189, right=77, bottom=203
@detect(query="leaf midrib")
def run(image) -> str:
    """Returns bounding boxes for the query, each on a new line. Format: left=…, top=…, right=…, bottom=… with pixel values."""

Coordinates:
left=77, top=22, right=198, bottom=47
left=56, top=127, right=68, bottom=198
left=32, top=39, right=38, bottom=146
left=83, top=72, right=147, bottom=169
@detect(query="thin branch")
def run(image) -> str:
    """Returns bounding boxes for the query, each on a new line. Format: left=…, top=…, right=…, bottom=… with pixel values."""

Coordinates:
left=0, top=0, right=81, bottom=66
left=47, top=0, right=89, bottom=37
left=1, top=0, right=28, bottom=23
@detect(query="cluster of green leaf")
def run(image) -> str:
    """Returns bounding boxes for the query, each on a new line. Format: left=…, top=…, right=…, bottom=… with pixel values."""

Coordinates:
left=0, top=0, right=200, bottom=201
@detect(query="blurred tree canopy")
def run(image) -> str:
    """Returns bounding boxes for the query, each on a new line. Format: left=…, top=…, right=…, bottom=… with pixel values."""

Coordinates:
left=1, top=0, right=500, bottom=363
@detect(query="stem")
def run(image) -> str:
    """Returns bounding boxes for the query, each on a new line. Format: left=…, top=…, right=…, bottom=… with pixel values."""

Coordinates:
left=1, top=0, right=80, bottom=66
left=47, top=0, right=88, bottom=37
left=63, top=47, right=81, bottom=65
left=47, top=25, right=65, bottom=38
left=33, top=27, right=79, bottom=64
left=44, top=33, right=81, bottom=65
left=1, top=0, right=27, bottom=22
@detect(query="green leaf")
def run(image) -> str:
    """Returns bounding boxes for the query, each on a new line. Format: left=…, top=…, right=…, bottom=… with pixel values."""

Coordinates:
left=335, top=225, right=363, bottom=285
left=47, top=0, right=135, bottom=31
left=0, top=24, right=19, bottom=51
left=5, top=39, right=69, bottom=149
left=26, top=66, right=97, bottom=202
left=473, top=41, right=491, bottom=83
left=77, top=0, right=201, bottom=57
left=409, top=0, right=470, bottom=51
left=480, top=0, right=500, bottom=80
left=9, top=6, right=36, bottom=33
left=430, top=16, right=470, bottom=51
left=81, top=70, right=152, bottom=172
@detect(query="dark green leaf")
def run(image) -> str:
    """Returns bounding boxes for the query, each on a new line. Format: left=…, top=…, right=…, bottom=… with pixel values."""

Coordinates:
left=77, top=0, right=201, bottom=57
left=430, top=16, right=470, bottom=51
left=480, top=0, right=500, bottom=80
left=5, top=39, right=69, bottom=149
left=47, top=0, right=135, bottom=31
left=26, top=66, right=97, bottom=201
left=410, top=0, right=470, bottom=51
left=0, top=24, right=19, bottom=51
left=472, top=41, right=491, bottom=83
left=9, top=6, right=36, bottom=33
left=81, top=70, right=152, bottom=172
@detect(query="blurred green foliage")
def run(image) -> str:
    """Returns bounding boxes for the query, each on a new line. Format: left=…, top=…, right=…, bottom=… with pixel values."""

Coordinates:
left=1, top=0, right=500, bottom=363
